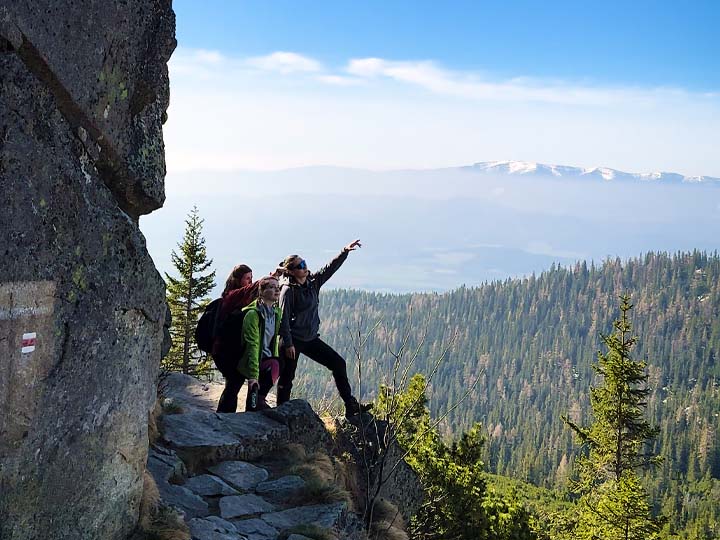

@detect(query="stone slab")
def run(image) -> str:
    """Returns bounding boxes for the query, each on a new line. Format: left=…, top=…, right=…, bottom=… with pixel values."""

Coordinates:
left=230, top=518, right=278, bottom=540
left=185, top=474, right=240, bottom=497
left=208, top=461, right=269, bottom=492
left=219, top=494, right=276, bottom=520
left=255, top=475, right=306, bottom=501
left=261, top=502, right=346, bottom=530
left=157, top=482, right=210, bottom=520
left=188, top=516, right=245, bottom=540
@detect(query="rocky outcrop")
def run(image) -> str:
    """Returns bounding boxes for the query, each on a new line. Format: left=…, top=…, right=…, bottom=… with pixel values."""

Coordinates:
left=151, top=375, right=364, bottom=540
left=0, top=2, right=175, bottom=539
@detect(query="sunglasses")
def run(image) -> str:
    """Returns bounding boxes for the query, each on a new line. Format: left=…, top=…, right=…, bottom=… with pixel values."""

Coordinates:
left=289, top=260, right=307, bottom=271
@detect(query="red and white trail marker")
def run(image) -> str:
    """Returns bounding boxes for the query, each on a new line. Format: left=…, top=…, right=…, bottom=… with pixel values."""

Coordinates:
left=21, top=332, right=36, bottom=354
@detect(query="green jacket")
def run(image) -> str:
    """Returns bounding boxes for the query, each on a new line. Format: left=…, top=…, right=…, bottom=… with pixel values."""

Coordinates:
left=238, top=300, right=282, bottom=379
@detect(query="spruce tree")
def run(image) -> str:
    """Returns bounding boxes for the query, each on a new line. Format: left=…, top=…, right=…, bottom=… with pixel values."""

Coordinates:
left=563, top=294, right=662, bottom=540
left=164, top=206, right=216, bottom=376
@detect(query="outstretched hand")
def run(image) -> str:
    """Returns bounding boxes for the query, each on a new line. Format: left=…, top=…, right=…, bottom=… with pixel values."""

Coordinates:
left=343, top=239, right=362, bottom=253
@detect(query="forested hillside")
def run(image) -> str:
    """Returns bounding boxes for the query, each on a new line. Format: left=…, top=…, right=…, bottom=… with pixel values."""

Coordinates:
left=294, top=251, right=719, bottom=537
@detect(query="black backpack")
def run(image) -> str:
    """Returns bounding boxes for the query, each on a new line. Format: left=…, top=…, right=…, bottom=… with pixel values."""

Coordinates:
left=195, top=298, right=249, bottom=359
left=195, top=298, right=223, bottom=354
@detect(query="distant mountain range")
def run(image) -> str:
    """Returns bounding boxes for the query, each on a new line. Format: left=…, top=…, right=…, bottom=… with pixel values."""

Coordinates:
left=465, top=160, right=720, bottom=183
left=143, top=160, right=720, bottom=293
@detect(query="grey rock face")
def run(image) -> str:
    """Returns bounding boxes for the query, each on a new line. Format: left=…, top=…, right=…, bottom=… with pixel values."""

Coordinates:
left=148, top=447, right=188, bottom=483
left=0, top=2, right=175, bottom=540
left=188, top=516, right=246, bottom=540
left=255, top=475, right=306, bottom=501
left=186, top=474, right=241, bottom=497
left=209, top=461, right=270, bottom=492
left=261, top=399, right=331, bottom=453
left=261, top=502, right=347, bottom=530
left=157, top=482, right=210, bottom=520
left=231, top=518, right=278, bottom=540
left=161, top=410, right=291, bottom=472
left=219, top=494, right=276, bottom=520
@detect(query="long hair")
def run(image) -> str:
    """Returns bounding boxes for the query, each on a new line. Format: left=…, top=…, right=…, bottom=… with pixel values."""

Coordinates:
left=223, top=264, right=252, bottom=295
left=279, top=255, right=303, bottom=283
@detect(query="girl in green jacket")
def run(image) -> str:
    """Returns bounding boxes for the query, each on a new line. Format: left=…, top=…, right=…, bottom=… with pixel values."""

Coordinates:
left=217, top=276, right=282, bottom=412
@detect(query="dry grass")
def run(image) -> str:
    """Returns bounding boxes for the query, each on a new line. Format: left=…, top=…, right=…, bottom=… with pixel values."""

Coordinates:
left=138, top=471, right=160, bottom=531
left=281, top=444, right=354, bottom=507
left=148, top=400, right=163, bottom=446
left=367, top=499, right=409, bottom=540
left=137, top=470, right=190, bottom=540
left=278, top=524, right=339, bottom=540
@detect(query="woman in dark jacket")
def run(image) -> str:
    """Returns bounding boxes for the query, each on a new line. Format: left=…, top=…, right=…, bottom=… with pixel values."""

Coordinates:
left=277, top=239, right=370, bottom=418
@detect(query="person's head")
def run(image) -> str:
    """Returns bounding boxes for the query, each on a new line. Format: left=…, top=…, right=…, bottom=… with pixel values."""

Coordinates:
left=280, top=254, right=309, bottom=283
left=224, top=264, right=252, bottom=294
left=258, top=276, right=280, bottom=304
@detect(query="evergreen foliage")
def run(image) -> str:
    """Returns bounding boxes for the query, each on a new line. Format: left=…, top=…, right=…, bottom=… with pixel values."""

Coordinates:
left=290, top=250, right=720, bottom=538
left=377, top=373, right=535, bottom=540
left=164, top=206, right=216, bottom=376
left=563, top=295, right=662, bottom=540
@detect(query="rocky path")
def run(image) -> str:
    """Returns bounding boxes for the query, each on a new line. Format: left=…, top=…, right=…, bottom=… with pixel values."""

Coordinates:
left=150, top=374, right=360, bottom=540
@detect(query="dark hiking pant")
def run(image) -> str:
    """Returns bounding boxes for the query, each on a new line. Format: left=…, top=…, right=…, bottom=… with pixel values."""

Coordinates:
left=277, top=336, right=353, bottom=405
left=216, top=357, right=280, bottom=413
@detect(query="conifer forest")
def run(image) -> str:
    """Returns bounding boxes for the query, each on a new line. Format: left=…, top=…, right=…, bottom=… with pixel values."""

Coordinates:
left=294, top=251, right=720, bottom=539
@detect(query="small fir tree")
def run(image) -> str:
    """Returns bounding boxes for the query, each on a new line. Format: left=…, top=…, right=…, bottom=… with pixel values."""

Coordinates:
left=377, top=373, right=535, bottom=540
left=164, top=206, right=216, bottom=376
left=563, top=294, right=662, bottom=540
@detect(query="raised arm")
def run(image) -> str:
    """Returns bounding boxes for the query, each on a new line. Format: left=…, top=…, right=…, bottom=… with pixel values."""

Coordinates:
left=314, top=239, right=361, bottom=287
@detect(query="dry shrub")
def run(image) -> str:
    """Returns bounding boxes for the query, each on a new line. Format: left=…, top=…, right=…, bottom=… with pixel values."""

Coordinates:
left=368, top=499, right=409, bottom=540
left=137, top=470, right=190, bottom=540
left=138, top=471, right=160, bottom=531
left=283, top=445, right=353, bottom=506
left=321, top=412, right=338, bottom=435
left=284, top=443, right=309, bottom=463
left=148, top=400, right=163, bottom=446
left=333, top=456, right=362, bottom=512
left=279, top=523, right=339, bottom=540
left=145, top=507, right=190, bottom=540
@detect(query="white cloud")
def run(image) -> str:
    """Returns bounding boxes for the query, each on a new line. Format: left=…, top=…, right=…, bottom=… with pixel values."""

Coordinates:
left=164, top=47, right=720, bottom=176
left=315, top=74, right=364, bottom=86
left=245, top=51, right=323, bottom=73
left=346, top=57, right=697, bottom=106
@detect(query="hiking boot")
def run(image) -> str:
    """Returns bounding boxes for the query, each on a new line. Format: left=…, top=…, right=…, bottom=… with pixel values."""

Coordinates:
left=345, top=397, right=373, bottom=419
left=256, top=395, right=271, bottom=411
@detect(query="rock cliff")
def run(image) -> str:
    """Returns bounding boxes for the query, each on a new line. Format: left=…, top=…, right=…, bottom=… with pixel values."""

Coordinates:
left=0, top=2, right=175, bottom=539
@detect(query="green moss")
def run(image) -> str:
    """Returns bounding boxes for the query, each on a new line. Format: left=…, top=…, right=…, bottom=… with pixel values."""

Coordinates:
left=72, top=267, right=87, bottom=291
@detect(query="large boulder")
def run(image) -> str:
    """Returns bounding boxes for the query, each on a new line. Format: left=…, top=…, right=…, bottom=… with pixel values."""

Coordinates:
left=0, top=2, right=175, bottom=539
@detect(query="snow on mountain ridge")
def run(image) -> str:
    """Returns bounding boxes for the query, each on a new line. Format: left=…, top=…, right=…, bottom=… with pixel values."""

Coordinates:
left=470, top=161, right=720, bottom=183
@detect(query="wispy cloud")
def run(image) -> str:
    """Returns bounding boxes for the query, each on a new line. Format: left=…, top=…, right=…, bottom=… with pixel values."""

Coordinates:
left=246, top=51, right=323, bottom=73
left=165, top=47, right=720, bottom=175
left=316, top=74, right=364, bottom=86
left=345, top=57, right=700, bottom=106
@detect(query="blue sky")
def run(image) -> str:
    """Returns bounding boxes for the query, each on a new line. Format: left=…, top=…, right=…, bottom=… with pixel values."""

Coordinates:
left=146, top=2, right=720, bottom=291
left=163, top=1, right=720, bottom=176
left=174, top=1, right=719, bottom=90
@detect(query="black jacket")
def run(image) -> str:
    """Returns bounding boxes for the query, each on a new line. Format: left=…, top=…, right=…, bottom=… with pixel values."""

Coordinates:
left=279, top=250, right=349, bottom=346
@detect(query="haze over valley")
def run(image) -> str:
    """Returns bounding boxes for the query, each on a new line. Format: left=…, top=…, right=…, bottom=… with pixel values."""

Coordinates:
left=143, top=160, right=720, bottom=292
